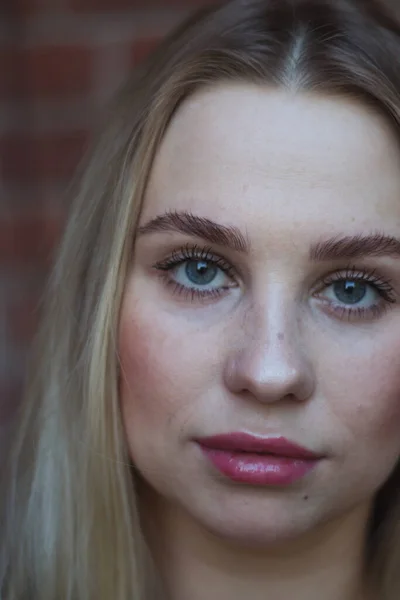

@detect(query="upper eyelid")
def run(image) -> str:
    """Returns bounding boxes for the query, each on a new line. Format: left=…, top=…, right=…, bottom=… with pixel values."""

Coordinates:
left=156, top=245, right=236, bottom=270
left=313, top=269, right=397, bottom=308
left=153, top=249, right=398, bottom=317
left=154, top=245, right=398, bottom=289
left=318, top=266, right=395, bottom=290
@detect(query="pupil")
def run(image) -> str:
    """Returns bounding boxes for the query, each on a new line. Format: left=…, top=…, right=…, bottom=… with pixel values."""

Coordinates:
left=334, top=280, right=366, bottom=305
left=185, top=260, right=217, bottom=286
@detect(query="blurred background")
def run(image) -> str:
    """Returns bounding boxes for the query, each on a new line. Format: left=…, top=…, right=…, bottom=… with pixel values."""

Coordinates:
left=1, top=0, right=399, bottom=445
left=1, top=0, right=217, bottom=443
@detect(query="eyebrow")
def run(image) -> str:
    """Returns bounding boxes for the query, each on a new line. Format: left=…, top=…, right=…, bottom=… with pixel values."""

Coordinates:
left=309, top=232, right=400, bottom=261
left=137, top=210, right=400, bottom=261
left=137, top=210, right=250, bottom=253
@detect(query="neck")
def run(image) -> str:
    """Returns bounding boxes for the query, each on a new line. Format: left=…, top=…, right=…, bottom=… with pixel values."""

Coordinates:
left=141, top=488, right=375, bottom=600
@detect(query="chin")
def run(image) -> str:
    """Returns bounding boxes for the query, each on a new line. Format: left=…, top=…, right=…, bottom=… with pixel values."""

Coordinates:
left=193, top=510, right=315, bottom=548
left=135, top=462, right=338, bottom=548
left=178, top=487, right=322, bottom=548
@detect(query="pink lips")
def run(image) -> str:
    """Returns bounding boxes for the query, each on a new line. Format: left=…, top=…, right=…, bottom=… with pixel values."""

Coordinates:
left=196, top=433, right=320, bottom=486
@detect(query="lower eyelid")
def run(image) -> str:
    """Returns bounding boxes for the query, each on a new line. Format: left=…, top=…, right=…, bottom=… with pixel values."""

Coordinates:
left=155, top=257, right=398, bottom=308
left=314, top=293, right=394, bottom=319
left=161, top=278, right=232, bottom=303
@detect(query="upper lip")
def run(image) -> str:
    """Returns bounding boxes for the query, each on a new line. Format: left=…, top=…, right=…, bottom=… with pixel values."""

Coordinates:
left=196, top=433, right=320, bottom=459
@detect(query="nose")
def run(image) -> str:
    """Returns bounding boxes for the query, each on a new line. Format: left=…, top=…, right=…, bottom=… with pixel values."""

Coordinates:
left=223, top=302, right=315, bottom=405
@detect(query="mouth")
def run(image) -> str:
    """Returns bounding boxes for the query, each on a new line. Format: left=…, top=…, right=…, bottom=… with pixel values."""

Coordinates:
left=197, top=432, right=320, bottom=458
left=195, top=433, right=321, bottom=486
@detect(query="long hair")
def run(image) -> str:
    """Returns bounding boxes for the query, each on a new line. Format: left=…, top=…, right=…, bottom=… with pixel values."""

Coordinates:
left=1, top=0, right=400, bottom=598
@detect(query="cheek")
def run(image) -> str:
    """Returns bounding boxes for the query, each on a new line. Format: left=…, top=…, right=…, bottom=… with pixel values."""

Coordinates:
left=321, top=336, right=400, bottom=464
left=118, top=311, right=180, bottom=434
left=117, top=296, right=218, bottom=459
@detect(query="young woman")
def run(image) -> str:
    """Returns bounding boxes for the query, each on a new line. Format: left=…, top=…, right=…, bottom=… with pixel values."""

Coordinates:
left=2, top=0, right=400, bottom=598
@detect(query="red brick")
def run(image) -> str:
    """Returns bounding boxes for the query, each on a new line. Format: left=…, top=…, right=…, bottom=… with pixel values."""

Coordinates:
left=70, top=0, right=216, bottom=10
left=0, top=215, right=64, bottom=265
left=70, top=0, right=140, bottom=8
left=130, top=37, right=161, bottom=65
left=0, top=131, right=89, bottom=181
left=0, top=382, right=22, bottom=424
left=0, top=47, right=12, bottom=99
left=8, top=294, right=41, bottom=344
left=12, top=0, right=53, bottom=17
left=0, top=45, right=93, bottom=99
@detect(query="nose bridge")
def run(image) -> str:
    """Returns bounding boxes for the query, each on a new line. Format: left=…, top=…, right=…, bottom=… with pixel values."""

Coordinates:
left=224, top=290, right=315, bottom=403
left=242, top=281, right=301, bottom=345
left=247, top=294, right=303, bottom=369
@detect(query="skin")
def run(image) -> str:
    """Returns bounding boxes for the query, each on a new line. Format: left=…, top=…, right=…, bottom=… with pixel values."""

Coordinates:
left=119, top=83, right=400, bottom=600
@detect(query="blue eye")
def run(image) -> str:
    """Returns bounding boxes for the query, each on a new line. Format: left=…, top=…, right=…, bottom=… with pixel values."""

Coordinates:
left=154, top=247, right=397, bottom=319
left=184, top=260, right=219, bottom=286
left=172, top=259, right=232, bottom=292
left=332, top=280, right=368, bottom=305
left=153, top=244, right=238, bottom=302
left=317, top=266, right=396, bottom=320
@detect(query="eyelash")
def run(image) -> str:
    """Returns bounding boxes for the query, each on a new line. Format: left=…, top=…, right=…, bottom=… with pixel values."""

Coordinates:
left=317, top=265, right=396, bottom=320
left=153, top=244, right=397, bottom=319
left=154, top=244, right=237, bottom=302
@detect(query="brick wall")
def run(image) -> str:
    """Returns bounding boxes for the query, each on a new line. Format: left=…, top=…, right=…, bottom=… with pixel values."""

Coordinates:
left=1, top=0, right=215, bottom=434
left=1, top=0, right=399, bottom=435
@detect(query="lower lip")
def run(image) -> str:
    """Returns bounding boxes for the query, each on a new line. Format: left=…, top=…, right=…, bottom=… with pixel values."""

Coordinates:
left=199, top=447, right=318, bottom=486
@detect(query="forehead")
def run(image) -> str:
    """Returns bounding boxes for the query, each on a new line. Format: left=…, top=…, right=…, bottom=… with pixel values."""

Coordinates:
left=142, top=83, right=400, bottom=233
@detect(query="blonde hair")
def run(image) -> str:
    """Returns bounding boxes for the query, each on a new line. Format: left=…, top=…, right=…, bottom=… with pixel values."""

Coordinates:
left=2, top=0, right=400, bottom=598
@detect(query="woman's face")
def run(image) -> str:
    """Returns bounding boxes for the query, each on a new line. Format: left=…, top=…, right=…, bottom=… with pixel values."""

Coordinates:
left=119, top=83, right=400, bottom=545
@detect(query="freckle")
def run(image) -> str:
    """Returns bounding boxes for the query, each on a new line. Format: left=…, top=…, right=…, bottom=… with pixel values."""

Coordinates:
left=278, top=332, right=284, bottom=341
left=303, top=495, right=309, bottom=501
